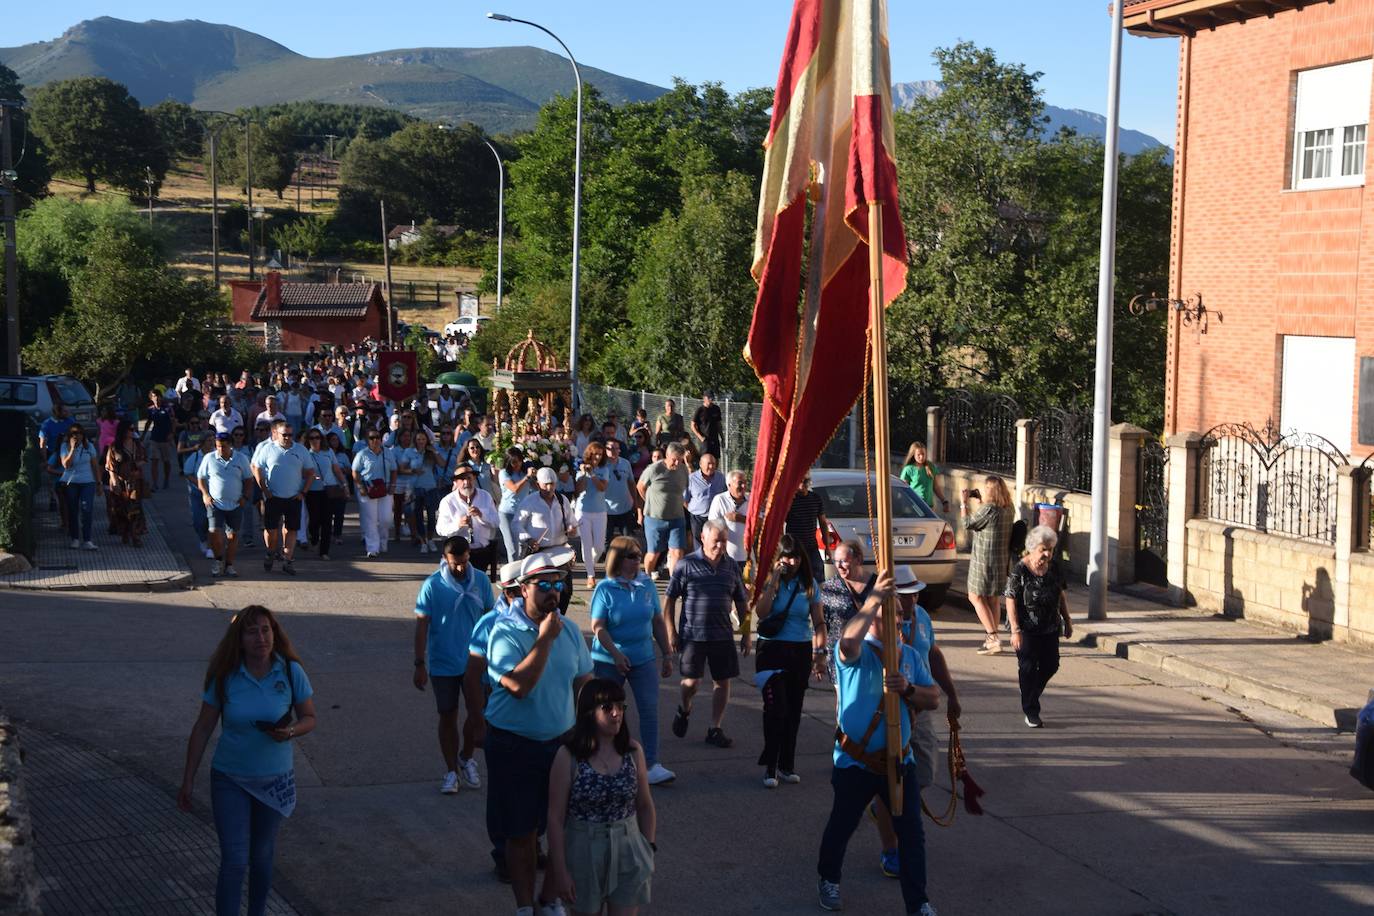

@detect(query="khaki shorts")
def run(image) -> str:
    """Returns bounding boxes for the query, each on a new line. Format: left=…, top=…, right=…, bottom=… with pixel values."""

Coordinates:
left=913, top=710, right=938, bottom=789
left=565, top=815, right=654, bottom=908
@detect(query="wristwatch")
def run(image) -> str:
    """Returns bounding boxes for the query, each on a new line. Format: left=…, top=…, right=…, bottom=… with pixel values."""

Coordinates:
left=901, top=683, right=915, bottom=700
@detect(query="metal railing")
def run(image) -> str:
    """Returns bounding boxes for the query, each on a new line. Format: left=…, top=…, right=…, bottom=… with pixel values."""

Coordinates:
left=1035, top=407, right=1093, bottom=492
left=942, top=390, right=1019, bottom=474
left=1199, top=421, right=1346, bottom=544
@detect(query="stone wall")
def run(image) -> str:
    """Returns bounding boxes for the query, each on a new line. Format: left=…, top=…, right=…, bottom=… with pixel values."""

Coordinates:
left=1344, top=554, right=1374, bottom=650
left=0, top=711, right=39, bottom=915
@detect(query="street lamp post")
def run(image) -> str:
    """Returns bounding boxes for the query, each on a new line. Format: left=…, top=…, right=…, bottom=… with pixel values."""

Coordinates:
left=487, top=12, right=583, bottom=410
left=482, top=139, right=505, bottom=313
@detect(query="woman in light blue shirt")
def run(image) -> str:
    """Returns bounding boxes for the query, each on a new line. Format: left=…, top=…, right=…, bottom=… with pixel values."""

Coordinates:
left=497, top=447, right=532, bottom=561
left=407, top=429, right=440, bottom=553
left=575, top=442, right=612, bottom=589
left=589, top=536, right=676, bottom=786
left=390, top=428, right=415, bottom=549
left=303, top=430, right=340, bottom=560
left=179, top=605, right=317, bottom=916
left=753, top=534, right=825, bottom=788
left=59, top=424, right=101, bottom=549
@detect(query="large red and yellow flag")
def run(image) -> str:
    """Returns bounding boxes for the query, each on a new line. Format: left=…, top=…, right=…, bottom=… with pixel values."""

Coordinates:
left=745, top=0, right=907, bottom=591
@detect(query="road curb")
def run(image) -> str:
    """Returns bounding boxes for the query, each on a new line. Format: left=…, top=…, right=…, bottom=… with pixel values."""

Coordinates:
left=1078, top=627, right=1356, bottom=730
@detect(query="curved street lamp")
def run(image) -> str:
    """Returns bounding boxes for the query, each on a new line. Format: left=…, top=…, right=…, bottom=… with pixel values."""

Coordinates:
left=487, top=11, right=583, bottom=410
left=482, top=139, right=505, bottom=314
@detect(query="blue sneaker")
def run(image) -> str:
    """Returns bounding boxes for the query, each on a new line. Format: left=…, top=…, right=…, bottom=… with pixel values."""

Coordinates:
left=817, top=877, right=842, bottom=911
left=880, top=848, right=900, bottom=878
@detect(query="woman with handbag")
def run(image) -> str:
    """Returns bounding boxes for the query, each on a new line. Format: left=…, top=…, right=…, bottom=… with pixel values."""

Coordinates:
left=178, top=605, right=317, bottom=916
left=325, top=432, right=351, bottom=544
left=351, top=430, right=396, bottom=558
left=753, top=534, right=825, bottom=788
left=303, top=430, right=341, bottom=560
left=105, top=419, right=148, bottom=547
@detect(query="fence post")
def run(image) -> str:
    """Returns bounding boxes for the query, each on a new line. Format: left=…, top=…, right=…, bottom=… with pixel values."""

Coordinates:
left=1333, top=465, right=1370, bottom=638
left=1014, top=418, right=1037, bottom=511
left=1108, top=424, right=1148, bottom=586
left=926, top=406, right=943, bottom=465
left=1165, top=431, right=1204, bottom=606
left=723, top=399, right=732, bottom=472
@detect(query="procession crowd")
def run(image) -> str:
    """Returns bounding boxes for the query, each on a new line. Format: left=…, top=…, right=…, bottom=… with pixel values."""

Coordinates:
left=35, top=343, right=1075, bottom=916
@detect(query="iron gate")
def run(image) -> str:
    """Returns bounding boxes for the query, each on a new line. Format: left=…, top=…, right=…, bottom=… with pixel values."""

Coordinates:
left=1135, top=438, right=1169, bottom=586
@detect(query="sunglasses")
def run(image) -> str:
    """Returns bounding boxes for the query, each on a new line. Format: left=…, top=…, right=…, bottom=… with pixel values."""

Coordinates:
left=533, top=579, right=566, bottom=593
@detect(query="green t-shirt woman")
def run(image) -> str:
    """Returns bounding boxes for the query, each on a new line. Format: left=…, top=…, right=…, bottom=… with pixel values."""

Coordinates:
left=900, top=442, right=949, bottom=513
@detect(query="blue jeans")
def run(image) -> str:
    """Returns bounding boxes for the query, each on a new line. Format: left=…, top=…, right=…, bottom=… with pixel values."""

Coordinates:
left=187, top=486, right=209, bottom=544
left=499, top=509, right=519, bottom=561
left=411, top=488, right=438, bottom=540
left=210, top=770, right=284, bottom=916
left=594, top=659, right=661, bottom=767
left=65, top=481, right=95, bottom=541
left=817, top=761, right=927, bottom=911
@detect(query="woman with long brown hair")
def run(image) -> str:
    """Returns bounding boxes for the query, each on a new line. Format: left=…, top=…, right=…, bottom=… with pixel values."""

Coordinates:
left=575, top=441, right=611, bottom=589
left=178, top=605, right=317, bottom=916
left=962, top=475, right=1015, bottom=654
left=105, top=419, right=147, bottom=547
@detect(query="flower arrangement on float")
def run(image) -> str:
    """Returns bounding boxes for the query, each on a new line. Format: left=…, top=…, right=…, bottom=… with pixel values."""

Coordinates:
left=489, top=420, right=576, bottom=475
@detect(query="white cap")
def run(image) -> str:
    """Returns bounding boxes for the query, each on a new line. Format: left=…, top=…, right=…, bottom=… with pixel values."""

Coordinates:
left=894, top=565, right=926, bottom=594
left=535, top=467, right=558, bottom=485
left=517, top=546, right=575, bottom=582
left=498, top=560, right=523, bottom=588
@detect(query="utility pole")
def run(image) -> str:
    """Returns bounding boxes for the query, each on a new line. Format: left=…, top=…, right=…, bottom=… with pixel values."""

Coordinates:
left=325, top=134, right=337, bottom=160
left=209, top=129, right=221, bottom=287
left=381, top=200, right=394, bottom=346
left=295, top=154, right=301, bottom=211
left=145, top=167, right=154, bottom=224
left=246, top=120, right=255, bottom=282
left=1, top=100, right=19, bottom=374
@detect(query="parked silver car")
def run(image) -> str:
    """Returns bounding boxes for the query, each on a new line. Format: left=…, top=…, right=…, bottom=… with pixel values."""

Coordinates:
left=809, top=469, right=956, bottom=610
left=0, top=374, right=96, bottom=427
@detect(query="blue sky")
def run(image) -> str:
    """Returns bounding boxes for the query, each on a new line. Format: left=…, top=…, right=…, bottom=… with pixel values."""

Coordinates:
left=8, top=1, right=1182, bottom=143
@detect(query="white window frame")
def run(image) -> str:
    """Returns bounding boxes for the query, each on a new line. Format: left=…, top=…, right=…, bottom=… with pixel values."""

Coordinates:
left=1291, top=59, right=1372, bottom=191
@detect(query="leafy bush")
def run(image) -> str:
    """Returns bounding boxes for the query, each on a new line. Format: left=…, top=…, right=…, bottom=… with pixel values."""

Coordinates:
left=0, top=478, right=34, bottom=558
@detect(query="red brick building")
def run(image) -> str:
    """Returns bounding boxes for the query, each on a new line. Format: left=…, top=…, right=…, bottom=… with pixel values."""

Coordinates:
left=230, top=272, right=389, bottom=353
left=1127, top=0, right=1374, bottom=454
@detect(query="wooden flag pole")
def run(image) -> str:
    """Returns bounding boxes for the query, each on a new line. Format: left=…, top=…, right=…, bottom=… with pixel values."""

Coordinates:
left=866, top=199, right=902, bottom=810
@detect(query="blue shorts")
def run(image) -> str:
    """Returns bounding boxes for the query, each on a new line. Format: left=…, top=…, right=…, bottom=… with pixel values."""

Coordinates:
left=644, top=515, right=687, bottom=553
left=209, top=506, right=244, bottom=533
left=485, top=725, right=562, bottom=839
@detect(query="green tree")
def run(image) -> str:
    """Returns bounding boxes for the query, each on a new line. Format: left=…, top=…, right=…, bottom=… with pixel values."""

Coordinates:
left=28, top=77, right=167, bottom=195
left=0, top=63, right=52, bottom=204
left=270, top=214, right=331, bottom=265
left=606, top=171, right=760, bottom=395
left=148, top=100, right=204, bottom=159
left=22, top=227, right=225, bottom=399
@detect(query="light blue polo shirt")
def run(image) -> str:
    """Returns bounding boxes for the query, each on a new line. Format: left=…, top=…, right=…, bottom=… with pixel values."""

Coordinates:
left=761, top=577, right=815, bottom=644
left=908, top=606, right=935, bottom=663
left=351, top=447, right=395, bottom=486
left=182, top=449, right=207, bottom=489
left=406, top=447, right=437, bottom=491
left=576, top=466, right=611, bottom=515
left=589, top=574, right=661, bottom=666
left=486, top=599, right=593, bottom=741
left=414, top=563, right=494, bottom=676
left=685, top=470, right=726, bottom=517
left=252, top=441, right=312, bottom=498
left=468, top=606, right=503, bottom=662
left=306, top=449, right=339, bottom=492
left=603, top=458, right=634, bottom=515
left=58, top=442, right=99, bottom=485
left=833, top=638, right=932, bottom=770
left=498, top=469, right=527, bottom=514
left=201, top=656, right=313, bottom=778
left=198, top=450, right=254, bottom=510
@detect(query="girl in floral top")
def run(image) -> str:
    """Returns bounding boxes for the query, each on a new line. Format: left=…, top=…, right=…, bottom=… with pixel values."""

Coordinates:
left=548, top=678, right=657, bottom=916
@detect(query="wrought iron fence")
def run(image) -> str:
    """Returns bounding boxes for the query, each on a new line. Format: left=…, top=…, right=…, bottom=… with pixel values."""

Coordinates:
left=1199, top=421, right=1346, bottom=544
left=1135, top=437, right=1169, bottom=585
left=1034, top=407, right=1093, bottom=492
left=942, top=390, right=1019, bottom=474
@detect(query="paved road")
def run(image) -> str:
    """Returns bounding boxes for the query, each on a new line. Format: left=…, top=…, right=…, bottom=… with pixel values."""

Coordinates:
left=1, top=486, right=1371, bottom=915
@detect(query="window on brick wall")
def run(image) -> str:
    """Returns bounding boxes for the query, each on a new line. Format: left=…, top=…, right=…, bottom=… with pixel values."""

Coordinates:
left=1291, top=59, right=1372, bottom=190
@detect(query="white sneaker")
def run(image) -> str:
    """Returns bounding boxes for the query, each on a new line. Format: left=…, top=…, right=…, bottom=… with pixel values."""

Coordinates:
left=646, top=763, right=676, bottom=785
left=210, top=559, right=222, bottom=576
left=419, top=542, right=429, bottom=554
left=439, top=771, right=459, bottom=794
left=763, top=775, right=779, bottom=789
left=778, top=770, right=801, bottom=784
left=70, top=538, right=80, bottom=549
left=82, top=541, right=98, bottom=551
left=539, top=900, right=567, bottom=916
left=459, top=757, right=481, bottom=788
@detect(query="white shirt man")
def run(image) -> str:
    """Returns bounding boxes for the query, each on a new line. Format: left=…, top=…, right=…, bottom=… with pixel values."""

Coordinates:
left=708, top=470, right=750, bottom=562
left=255, top=396, right=286, bottom=428
left=516, top=468, right=576, bottom=551
left=174, top=370, right=201, bottom=396
left=436, top=467, right=499, bottom=547
left=208, top=397, right=244, bottom=436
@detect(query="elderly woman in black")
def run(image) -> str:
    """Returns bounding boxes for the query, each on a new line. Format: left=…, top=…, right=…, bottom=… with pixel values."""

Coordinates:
left=1003, top=524, right=1074, bottom=728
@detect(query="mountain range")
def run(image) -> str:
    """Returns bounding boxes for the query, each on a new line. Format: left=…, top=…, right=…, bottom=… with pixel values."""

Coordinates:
left=1, top=18, right=1168, bottom=150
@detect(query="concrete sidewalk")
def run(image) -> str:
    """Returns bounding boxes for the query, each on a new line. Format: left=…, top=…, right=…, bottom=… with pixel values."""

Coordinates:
left=0, top=489, right=190, bottom=592
left=945, top=556, right=1374, bottom=730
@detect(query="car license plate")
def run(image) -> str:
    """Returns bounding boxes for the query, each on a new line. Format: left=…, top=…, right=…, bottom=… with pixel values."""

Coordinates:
left=893, top=535, right=918, bottom=547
